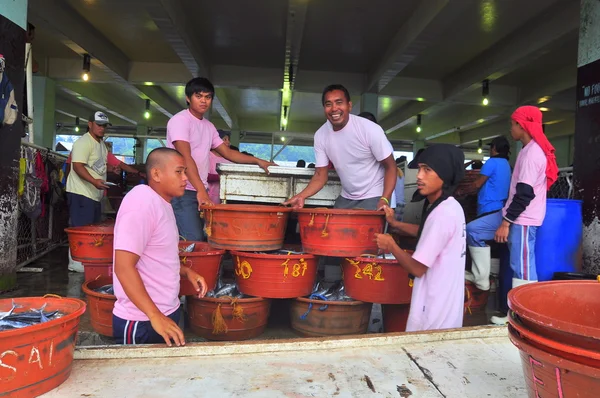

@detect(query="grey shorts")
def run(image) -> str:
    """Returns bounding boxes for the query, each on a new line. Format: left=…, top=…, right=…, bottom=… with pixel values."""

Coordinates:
left=333, top=196, right=381, bottom=210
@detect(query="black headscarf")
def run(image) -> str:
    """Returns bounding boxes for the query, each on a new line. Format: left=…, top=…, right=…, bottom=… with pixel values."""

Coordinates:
left=409, top=144, right=465, bottom=241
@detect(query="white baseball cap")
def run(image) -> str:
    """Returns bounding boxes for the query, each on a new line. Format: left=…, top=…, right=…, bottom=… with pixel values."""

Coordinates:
left=88, top=111, right=111, bottom=126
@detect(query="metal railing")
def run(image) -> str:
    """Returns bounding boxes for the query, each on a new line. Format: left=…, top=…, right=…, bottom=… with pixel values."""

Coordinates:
left=548, top=167, right=575, bottom=200
left=16, top=142, right=69, bottom=268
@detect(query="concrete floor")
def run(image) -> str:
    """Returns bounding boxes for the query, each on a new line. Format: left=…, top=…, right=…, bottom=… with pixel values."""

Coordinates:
left=42, top=327, right=526, bottom=398
left=1, top=246, right=498, bottom=346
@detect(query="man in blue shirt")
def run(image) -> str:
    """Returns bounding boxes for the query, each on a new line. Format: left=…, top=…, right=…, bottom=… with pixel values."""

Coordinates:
left=464, top=136, right=512, bottom=298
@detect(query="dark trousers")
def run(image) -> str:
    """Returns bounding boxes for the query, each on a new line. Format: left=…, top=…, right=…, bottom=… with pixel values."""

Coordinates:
left=67, top=192, right=101, bottom=226
left=113, top=308, right=181, bottom=345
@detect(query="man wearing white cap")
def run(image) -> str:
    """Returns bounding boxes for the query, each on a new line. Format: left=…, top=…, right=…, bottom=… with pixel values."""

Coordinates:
left=66, top=111, right=112, bottom=271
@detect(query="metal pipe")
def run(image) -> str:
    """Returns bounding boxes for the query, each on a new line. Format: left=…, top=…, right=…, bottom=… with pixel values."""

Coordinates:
left=25, top=43, right=34, bottom=143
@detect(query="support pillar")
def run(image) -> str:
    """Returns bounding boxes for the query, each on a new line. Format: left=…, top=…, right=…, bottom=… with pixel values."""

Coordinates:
left=574, top=0, right=600, bottom=273
left=0, top=7, right=27, bottom=281
left=413, top=140, right=425, bottom=157
left=230, top=127, right=241, bottom=147
left=360, top=93, right=378, bottom=121
left=32, top=76, right=56, bottom=148
left=135, top=125, right=147, bottom=164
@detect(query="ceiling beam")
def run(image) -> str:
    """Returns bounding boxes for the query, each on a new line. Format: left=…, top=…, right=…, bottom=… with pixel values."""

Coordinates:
left=367, top=0, right=468, bottom=92
left=518, top=65, right=577, bottom=106
left=28, top=1, right=176, bottom=120
left=146, top=0, right=236, bottom=128
left=280, top=0, right=309, bottom=131
left=442, top=0, right=579, bottom=100
left=380, top=101, right=431, bottom=134
left=28, top=0, right=129, bottom=79
left=135, top=85, right=182, bottom=117
left=55, top=96, right=95, bottom=122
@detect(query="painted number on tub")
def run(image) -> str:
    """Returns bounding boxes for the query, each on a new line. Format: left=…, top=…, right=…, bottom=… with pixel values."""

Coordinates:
left=281, top=258, right=308, bottom=278
left=235, top=257, right=253, bottom=279
left=349, top=261, right=385, bottom=281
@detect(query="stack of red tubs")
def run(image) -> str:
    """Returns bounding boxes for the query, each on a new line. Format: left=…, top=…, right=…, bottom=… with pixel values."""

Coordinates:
left=293, top=208, right=413, bottom=335
left=508, top=280, right=600, bottom=397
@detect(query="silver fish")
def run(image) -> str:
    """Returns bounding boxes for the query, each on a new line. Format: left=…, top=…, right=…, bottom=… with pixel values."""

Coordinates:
left=0, top=319, right=32, bottom=331
left=214, top=284, right=237, bottom=297
left=180, top=243, right=196, bottom=253
left=0, top=300, right=19, bottom=320
left=94, top=284, right=114, bottom=295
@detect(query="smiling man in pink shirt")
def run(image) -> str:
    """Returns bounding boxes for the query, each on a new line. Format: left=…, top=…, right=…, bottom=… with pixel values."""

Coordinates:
left=375, top=144, right=466, bottom=332
left=285, top=84, right=396, bottom=211
left=112, top=147, right=208, bottom=346
left=167, top=77, right=275, bottom=241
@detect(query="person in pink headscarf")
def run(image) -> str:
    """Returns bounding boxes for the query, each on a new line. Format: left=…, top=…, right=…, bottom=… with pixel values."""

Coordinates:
left=490, top=106, right=558, bottom=325
left=207, top=130, right=232, bottom=203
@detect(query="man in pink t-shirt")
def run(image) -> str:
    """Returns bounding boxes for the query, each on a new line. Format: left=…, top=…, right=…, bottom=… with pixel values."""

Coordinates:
left=167, top=77, right=275, bottom=241
left=285, top=84, right=396, bottom=211
left=490, top=106, right=558, bottom=325
left=375, top=144, right=466, bottom=332
left=112, top=147, right=208, bottom=346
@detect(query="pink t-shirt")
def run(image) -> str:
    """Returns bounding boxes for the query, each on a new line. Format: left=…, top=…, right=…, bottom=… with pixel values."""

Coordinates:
left=207, top=151, right=231, bottom=203
left=502, top=141, right=547, bottom=226
left=314, top=114, right=393, bottom=200
left=112, top=185, right=181, bottom=321
left=408, top=197, right=466, bottom=332
left=166, top=109, right=224, bottom=191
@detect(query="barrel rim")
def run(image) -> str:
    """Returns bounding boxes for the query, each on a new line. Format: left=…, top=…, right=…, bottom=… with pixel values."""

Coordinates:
left=508, top=280, right=600, bottom=341
left=82, top=277, right=117, bottom=299
left=294, top=297, right=366, bottom=306
left=187, top=296, right=269, bottom=304
left=230, top=250, right=316, bottom=259
left=295, top=208, right=385, bottom=217
left=200, top=204, right=293, bottom=213
left=178, top=241, right=226, bottom=256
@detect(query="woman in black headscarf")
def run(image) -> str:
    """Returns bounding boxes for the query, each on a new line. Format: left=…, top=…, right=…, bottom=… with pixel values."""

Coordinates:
left=375, top=144, right=467, bottom=332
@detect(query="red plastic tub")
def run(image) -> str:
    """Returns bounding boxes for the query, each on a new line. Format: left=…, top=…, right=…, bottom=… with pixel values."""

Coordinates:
left=509, top=324, right=600, bottom=397
left=290, top=297, right=372, bottom=337
left=65, top=224, right=114, bottom=264
left=296, top=208, right=385, bottom=257
left=82, top=277, right=116, bottom=337
left=342, top=254, right=413, bottom=304
left=508, top=280, right=600, bottom=351
left=200, top=204, right=292, bottom=251
left=186, top=296, right=271, bottom=341
left=231, top=250, right=318, bottom=298
left=178, top=242, right=225, bottom=296
left=382, top=304, right=411, bottom=333
left=83, top=262, right=112, bottom=281
left=0, top=297, right=87, bottom=397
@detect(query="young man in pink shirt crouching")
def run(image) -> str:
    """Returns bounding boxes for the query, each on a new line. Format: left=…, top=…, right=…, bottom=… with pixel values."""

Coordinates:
left=375, top=144, right=466, bottom=332
left=112, top=148, right=208, bottom=346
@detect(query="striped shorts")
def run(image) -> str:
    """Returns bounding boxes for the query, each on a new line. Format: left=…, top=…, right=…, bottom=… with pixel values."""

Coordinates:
left=508, top=224, right=539, bottom=281
left=113, top=308, right=181, bottom=345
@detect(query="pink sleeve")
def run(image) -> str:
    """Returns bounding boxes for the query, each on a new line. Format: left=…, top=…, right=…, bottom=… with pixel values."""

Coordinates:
left=167, top=115, right=191, bottom=143
left=209, top=124, right=224, bottom=150
left=368, top=124, right=394, bottom=162
left=314, top=133, right=330, bottom=168
left=107, top=152, right=121, bottom=167
left=412, top=212, right=450, bottom=268
left=114, top=197, right=154, bottom=257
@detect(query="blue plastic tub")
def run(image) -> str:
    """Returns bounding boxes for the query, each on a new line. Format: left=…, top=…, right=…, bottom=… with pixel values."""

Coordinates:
left=534, top=199, right=582, bottom=281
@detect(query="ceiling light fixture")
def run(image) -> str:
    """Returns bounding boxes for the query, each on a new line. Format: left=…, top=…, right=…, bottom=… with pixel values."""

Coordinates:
left=477, top=139, right=483, bottom=154
left=82, top=54, right=91, bottom=81
left=75, top=116, right=80, bottom=132
left=482, top=79, right=489, bottom=106
left=539, top=107, right=549, bottom=112
left=281, top=136, right=286, bottom=142
left=416, top=114, right=422, bottom=133
left=144, top=99, right=151, bottom=119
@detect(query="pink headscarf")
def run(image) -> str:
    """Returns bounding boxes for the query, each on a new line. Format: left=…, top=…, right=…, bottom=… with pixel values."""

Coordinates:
left=511, top=106, right=559, bottom=190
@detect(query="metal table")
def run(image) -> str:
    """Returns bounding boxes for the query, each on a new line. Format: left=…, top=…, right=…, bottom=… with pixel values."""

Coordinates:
left=217, top=164, right=342, bottom=206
